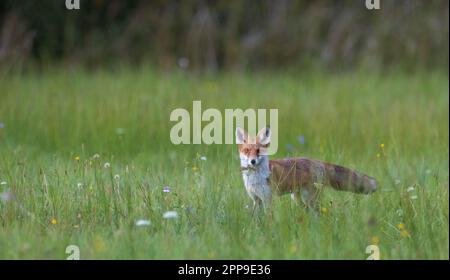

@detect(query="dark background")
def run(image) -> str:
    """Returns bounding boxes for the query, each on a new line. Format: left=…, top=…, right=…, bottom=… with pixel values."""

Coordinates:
left=0, top=0, right=448, bottom=72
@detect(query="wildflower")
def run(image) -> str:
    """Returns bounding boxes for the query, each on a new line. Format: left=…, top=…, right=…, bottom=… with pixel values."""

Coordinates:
left=51, top=218, right=58, bottom=225
left=297, top=135, right=305, bottom=145
left=0, top=191, right=12, bottom=202
left=397, top=223, right=405, bottom=230
left=163, top=186, right=171, bottom=193
left=380, top=143, right=385, bottom=149
left=371, top=236, right=380, bottom=245
left=74, top=156, right=80, bottom=161
left=135, top=219, right=151, bottom=227
left=77, top=183, right=83, bottom=189
left=104, top=162, right=111, bottom=169
left=114, top=174, right=120, bottom=181
left=92, top=154, right=100, bottom=159
left=200, top=156, right=207, bottom=161
left=400, top=229, right=411, bottom=238
left=0, top=181, right=7, bottom=186
left=286, top=144, right=294, bottom=152
left=410, top=195, right=418, bottom=200
left=321, top=207, right=328, bottom=214
left=192, top=166, right=199, bottom=172
left=396, top=209, right=403, bottom=217
left=94, top=238, right=105, bottom=252
left=376, top=153, right=381, bottom=158
left=182, top=205, right=195, bottom=214
left=163, top=211, right=179, bottom=219
left=367, top=216, right=377, bottom=227
left=407, top=186, right=415, bottom=192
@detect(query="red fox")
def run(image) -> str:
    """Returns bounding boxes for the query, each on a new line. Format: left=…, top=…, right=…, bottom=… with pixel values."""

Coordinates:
left=236, top=127, right=378, bottom=213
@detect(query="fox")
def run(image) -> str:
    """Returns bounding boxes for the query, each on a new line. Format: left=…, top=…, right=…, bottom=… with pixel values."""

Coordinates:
left=236, top=127, right=378, bottom=213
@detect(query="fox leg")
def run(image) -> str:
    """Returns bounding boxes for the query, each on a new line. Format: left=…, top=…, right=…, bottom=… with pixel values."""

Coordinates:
left=257, top=184, right=272, bottom=211
left=251, top=196, right=263, bottom=217
left=300, top=187, right=320, bottom=214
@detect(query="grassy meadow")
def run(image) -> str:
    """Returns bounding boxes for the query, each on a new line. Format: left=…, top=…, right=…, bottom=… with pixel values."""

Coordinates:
left=0, top=68, right=448, bottom=259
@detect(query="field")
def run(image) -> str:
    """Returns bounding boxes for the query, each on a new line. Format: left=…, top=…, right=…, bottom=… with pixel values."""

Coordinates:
left=0, top=68, right=448, bottom=259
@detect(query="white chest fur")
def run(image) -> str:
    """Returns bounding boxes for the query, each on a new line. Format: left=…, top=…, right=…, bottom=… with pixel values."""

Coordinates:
left=241, top=162, right=272, bottom=206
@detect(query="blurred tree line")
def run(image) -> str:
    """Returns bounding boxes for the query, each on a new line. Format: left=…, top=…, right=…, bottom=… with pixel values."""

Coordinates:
left=0, top=0, right=448, bottom=71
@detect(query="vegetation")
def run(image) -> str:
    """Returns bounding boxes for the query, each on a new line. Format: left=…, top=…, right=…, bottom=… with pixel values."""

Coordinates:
left=0, top=68, right=447, bottom=259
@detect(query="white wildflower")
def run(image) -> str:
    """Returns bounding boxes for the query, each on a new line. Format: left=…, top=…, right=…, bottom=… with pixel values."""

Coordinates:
left=0, top=181, right=7, bottom=186
left=407, top=186, right=415, bottom=192
left=114, top=174, right=120, bottom=181
left=135, top=219, right=151, bottom=227
left=200, top=156, right=207, bottom=161
left=104, top=162, right=110, bottom=168
left=163, top=211, right=178, bottom=219
left=410, top=195, right=418, bottom=200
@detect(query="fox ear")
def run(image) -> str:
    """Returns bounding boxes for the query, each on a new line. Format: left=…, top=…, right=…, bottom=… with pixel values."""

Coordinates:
left=236, top=127, right=247, bottom=144
left=258, top=127, right=271, bottom=145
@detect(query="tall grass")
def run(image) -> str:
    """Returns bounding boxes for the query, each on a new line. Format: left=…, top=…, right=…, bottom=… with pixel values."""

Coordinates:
left=0, top=67, right=448, bottom=259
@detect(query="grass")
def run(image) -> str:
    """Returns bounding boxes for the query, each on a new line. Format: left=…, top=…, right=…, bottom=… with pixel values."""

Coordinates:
left=0, top=67, right=448, bottom=259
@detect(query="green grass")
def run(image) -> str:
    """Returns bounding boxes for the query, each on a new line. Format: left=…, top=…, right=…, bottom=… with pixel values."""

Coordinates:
left=0, top=67, right=448, bottom=259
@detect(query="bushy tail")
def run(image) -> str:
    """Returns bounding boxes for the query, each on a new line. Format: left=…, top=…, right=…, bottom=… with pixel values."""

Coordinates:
left=325, top=163, right=378, bottom=194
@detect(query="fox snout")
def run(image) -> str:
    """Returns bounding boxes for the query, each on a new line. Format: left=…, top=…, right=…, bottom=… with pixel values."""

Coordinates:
left=240, top=153, right=261, bottom=167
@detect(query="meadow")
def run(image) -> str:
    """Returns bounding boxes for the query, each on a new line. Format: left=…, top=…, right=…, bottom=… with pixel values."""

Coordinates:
left=0, top=67, right=448, bottom=259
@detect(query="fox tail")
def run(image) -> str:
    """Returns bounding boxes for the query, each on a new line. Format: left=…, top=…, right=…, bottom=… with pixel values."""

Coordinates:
left=325, top=163, right=378, bottom=194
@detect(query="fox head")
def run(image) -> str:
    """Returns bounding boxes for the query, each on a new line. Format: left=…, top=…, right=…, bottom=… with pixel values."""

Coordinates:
left=236, top=127, right=271, bottom=168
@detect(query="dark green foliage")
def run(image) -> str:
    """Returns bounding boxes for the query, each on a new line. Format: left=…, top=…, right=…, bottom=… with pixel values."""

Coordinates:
left=0, top=0, right=448, bottom=71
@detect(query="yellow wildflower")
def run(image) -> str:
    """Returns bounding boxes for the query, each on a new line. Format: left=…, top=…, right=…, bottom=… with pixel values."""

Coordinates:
left=400, top=229, right=411, bottom=238
left=397, top=223, right=405, bottom=230
left=321, top=207, right=328, bottom=214
left=380, top=143, right=385, bottom=149
left=74, top=156, right=80, bottom=161
left=376, top=153, right=381, bottom=158
left=51, top=218, right=58, bottom=225
left=371, top=236, right=380, bottom=245
left=94, top=238, right=105, bottom=252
